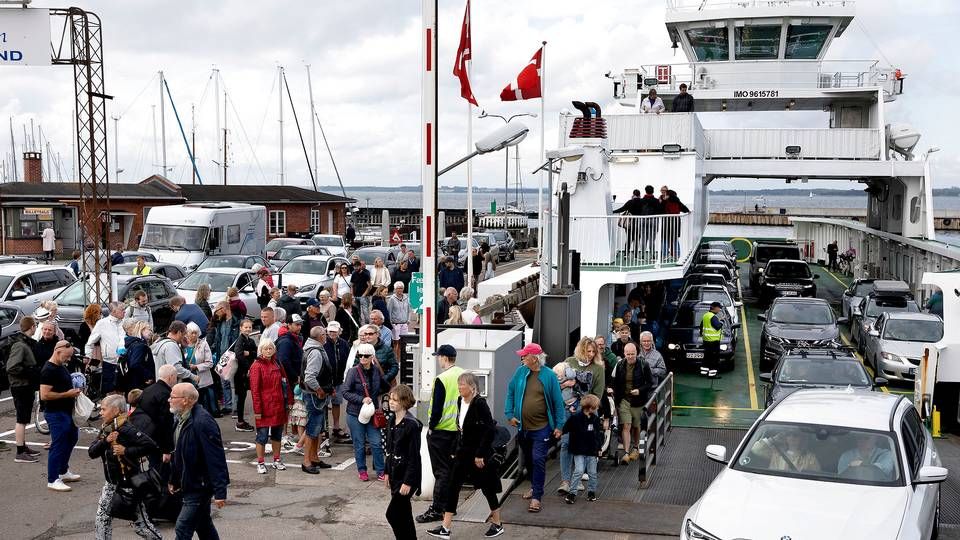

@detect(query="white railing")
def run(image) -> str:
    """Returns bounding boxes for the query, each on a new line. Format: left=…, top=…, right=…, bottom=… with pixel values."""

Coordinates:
left=562, top=113, right=707, bottom=154
left=568, top=213, right=692, bottom=270
left=666, top=0, right=854, bottom=10
left=705, top=127, right=881, bottom=159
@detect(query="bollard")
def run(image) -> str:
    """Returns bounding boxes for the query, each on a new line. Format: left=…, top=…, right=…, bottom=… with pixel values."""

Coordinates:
left=933, top=407, right=942, bottom=438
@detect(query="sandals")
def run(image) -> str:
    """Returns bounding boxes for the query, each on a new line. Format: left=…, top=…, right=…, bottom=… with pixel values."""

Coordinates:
left=521, top=489, right=533, bottom=500
left=527, top=499, right=541, bottom=513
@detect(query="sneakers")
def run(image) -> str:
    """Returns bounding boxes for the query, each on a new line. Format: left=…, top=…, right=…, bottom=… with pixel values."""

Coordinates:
left=426, top=525, right=451, bottom=539
left=564, top=492, right=576, bottom=504
left=587, top=491, right=598, bottom=502
left=317, top=448, right=333, bottom=458
left=23, top=446, right=41, bottom=457
left=292, top=445, right=305, bottom=456
left=376, top=472, right=386, bottom=482
left=484, top=523, right=505, bottom=538
left=358, top=471, right=369, bottom=482
left=256, top=462, right=268, bottom=474
left=556, top=480, right=570, bottom=495
left=318, top=438, right=331, bottom=451
left=416, top=508, right=444, bottom=523
left=47, top=479, right=72, bottom=492
left=14, top=452, right=38, bottom=463
left=301, top=464, right=320, bottom=475
left=272, top=459, right=286, bottom=471
left=235, top=421, right=254, bottom=432
left=60, top=470, right=81, bottom=482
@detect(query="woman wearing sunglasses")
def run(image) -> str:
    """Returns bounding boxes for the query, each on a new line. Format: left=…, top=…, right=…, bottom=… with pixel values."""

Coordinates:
left=341, top=343, right=386, bottom=482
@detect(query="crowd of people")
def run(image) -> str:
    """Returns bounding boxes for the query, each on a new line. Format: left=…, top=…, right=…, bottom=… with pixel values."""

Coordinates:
left=612, top=184, right=690, bottom=260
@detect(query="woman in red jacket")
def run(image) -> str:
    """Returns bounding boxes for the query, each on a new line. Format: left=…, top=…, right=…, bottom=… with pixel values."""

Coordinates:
left=248, top=337, right=293, bottom=474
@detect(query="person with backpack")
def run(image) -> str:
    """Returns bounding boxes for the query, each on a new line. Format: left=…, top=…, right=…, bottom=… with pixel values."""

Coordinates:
left=426, top=372, right=504, bottom=539
left=384, top=384, right=421, bottom=540
left=151, top=321, right=196, bottom=385
left=301, top=326, right=334, bottom=474
left=123, top=320, right=156, bottom=392
left=125, top=290, right=154, bottom=331
left=5, top=316, right=42, bottom=464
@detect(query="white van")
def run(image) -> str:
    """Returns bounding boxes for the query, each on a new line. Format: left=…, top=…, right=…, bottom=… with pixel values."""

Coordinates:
left=139, top=203, right=267, bottom=269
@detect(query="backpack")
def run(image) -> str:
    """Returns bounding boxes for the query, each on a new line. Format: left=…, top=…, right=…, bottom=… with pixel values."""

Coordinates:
left=301, top=346, right=334, bottom=394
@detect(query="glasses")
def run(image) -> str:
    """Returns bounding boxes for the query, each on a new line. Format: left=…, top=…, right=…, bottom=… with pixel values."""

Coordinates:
left=362, top=332, right=377, bottom=336
left=169, top=395, right=185, bottom=401
left=359, top=354, right=374, bottom=358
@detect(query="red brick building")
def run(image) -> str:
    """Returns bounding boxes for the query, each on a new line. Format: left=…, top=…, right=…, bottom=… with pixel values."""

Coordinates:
left=0, top=163, right=353, bottom=256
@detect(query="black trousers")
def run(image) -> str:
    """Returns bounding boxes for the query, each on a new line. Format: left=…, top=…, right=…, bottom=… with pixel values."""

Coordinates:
left=445, top=456, right=501, bottom=514
left=386, top=492, right=417, bottom=539
left=235, top=386, right=248, bottom=422
left=828, top=253, right=838, bottom=271
left=426, top=430, right=458, bottom=513
left=703, top=340, right=721, bottom=370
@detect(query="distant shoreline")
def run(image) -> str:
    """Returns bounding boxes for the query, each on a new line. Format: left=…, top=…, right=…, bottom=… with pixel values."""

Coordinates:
left=323, top=185, right=960, bottom=197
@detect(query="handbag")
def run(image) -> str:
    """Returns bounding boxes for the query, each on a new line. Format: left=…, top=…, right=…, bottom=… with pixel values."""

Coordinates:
left=109, top=485, right=139, bottom=521
left=357, top=367, right=388, bottom=429
left=73, top=392, right=95, bottom=426
left=215, top=336, right=242, bottom=381
left=130, top=458, right=163, bottom=502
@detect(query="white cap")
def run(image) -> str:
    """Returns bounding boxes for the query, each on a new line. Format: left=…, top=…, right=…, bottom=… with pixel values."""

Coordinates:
left=326, top=321, right=341, bottom=332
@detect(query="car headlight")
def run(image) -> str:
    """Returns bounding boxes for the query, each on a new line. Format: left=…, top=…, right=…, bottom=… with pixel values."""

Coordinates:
left=298, top=283, right=317, bottom=293
left=684, top=519, right=721, bottom=540
left=719, top=344, right=729, bottom=351
left=881, top=352, right=905, bottom=364
left=768, top=335, right=787, bottom=345
left=667, top=343, right=678, bottom=350
left=757, top=267, right=764, bottom=273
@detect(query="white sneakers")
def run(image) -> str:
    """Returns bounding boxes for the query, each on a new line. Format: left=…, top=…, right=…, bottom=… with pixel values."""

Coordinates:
left=257, top=463, right=268, bottom=474
left=47, top=479, right=72, bottom=492
left=60, top=470, right=81, bottom=482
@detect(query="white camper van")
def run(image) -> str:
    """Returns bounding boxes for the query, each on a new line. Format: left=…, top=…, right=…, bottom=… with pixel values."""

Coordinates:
left=139, top=203, right=267, bottom=269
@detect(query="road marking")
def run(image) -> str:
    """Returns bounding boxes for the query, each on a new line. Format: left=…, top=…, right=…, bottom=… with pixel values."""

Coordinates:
left=0, top=396, right=12, bottom=402
left=332, top=458, right=356, bottom=471
left=821, top=266, right=851, bottom=288
left=736, top=275, right=759, bottom=410
left=838, top=331, right=889, bottom=393
left=674, top=405, right=761, bottom=412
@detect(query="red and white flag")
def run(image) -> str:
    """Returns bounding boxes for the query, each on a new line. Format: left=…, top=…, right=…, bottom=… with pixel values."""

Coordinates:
left=452, top=0, right=478, bottom=106
left=500, top=47, right=543, bottom=101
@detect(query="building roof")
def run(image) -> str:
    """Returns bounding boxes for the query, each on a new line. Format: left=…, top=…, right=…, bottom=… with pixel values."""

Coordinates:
left=0, top=181, right=183, bottom=200
left=176, top=183, right=354, bottom=204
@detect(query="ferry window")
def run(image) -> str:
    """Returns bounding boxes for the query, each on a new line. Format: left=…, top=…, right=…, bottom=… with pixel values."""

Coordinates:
left=227, top=224, right=241, bottom=244
left=892, top=195, right=903, bottom=221
left=735, top=25, right=781, bottom=60
left=785, top=25, right=832, bottom=59
left=685, top=27, right=729, bottom=62
left=909, top=197, right=920, bottom=223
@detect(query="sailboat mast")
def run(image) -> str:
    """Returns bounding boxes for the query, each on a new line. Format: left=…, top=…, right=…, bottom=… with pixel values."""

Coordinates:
left=8, top=118, right=16, bottom=182
left=278, top=65, right=285, bottom=186
left=159, top=70, right=167, bottom=176
left=306, top=64, right=318, bottom=181
left=223, top=89, right=228, bottom=185
left=214, top=68, right=221, bottom=184
left=191, top=104, right=196, bottom=185
left=151, top=105, right=158, bottom=174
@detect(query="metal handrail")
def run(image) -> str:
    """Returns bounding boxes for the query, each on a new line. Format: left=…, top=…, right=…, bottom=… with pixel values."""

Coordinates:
left=666, top=0, right=854, bottom=9
left=638, top=372, right=675, bottom=487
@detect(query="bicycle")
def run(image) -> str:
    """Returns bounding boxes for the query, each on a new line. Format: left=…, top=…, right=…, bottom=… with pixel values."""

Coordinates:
left=838, top=249, right=857, bottom=276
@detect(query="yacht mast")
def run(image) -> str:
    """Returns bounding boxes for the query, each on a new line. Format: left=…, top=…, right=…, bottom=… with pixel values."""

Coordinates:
left=159, top=70, right=167, bottom=176
left=278, top=65, right=285, bottom=186
left=306, top=64, right=318, bottom=181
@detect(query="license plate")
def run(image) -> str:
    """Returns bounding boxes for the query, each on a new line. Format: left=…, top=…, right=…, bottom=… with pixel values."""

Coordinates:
left=909, top=368, right=917, bottom=376
left=687, top=352, right=704, bottom=359
left=781, top=291, right=798, bottom=297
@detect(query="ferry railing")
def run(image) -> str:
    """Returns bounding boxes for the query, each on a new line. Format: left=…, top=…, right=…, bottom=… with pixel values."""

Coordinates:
left=569, top=213, right=691, bottom=270
left=666, top=0, right=854, bottom=10
left=562, top=112, right=704, bottom=154
left=638, top=372, right=674, bottom=488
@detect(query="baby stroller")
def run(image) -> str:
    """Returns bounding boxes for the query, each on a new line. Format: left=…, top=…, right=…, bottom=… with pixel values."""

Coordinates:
left=600, top=392, right=623, bottom=465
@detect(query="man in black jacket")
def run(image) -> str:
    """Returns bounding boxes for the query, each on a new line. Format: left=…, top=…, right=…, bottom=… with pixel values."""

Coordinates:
left=277, top=284, right=302, bottom=322
left=671, top=83, right=695, bottom=112
left=169, top=382, right=229, bottom=540
left=130, top=364, right=177, bottom=471
left=613, top=343, right=654, bottom=465
left=323, top=321, right=351, bottom=441
left=5, top=317, right=41, bottom=463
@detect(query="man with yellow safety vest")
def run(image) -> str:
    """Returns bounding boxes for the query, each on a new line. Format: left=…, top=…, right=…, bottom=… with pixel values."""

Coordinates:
left=700, top=302, right=724, bottom=375
left=416, top=344, right=464, bottom=524
left=132, top=255, right=152, bottom=275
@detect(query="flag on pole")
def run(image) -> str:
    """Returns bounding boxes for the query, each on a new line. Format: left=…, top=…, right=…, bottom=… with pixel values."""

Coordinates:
left=500, top=47, right=543, bottom=101
left=453, top=0, right=478, bottom=106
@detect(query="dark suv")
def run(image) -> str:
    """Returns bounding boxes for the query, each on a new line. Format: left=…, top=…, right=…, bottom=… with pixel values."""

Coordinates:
left=749, top=240, right=801, bottom=290
left=56, top=274, right=180, bottom=343
left=757, top=259, right=818, bottom=303
left=759, top=347, right=880, bottom=407
left=758, top=297, right=844, bottom=372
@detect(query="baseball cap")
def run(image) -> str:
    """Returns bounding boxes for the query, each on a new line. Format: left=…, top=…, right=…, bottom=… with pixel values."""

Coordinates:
left=710, top=301, right=723, bottom=309
left=289, top=314, right=303, bottom=325
left=357, top=343, right=376, bottom=356
left=431, top=344, right=457, bottom=358
left=516, top=343, right=544, bottom=357
left=306, top=299, right=320, bottom=307
left=326, top=321, right=341, bottom=332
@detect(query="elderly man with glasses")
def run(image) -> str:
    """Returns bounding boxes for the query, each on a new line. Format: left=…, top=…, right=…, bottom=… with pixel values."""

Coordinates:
left=168, top=382, right=229, bottom=539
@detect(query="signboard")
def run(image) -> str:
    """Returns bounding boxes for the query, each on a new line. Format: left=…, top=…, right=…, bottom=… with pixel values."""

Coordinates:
left=490, top=201, right=497, bottom=214
left=0, top=9, right=51, bottom=66
left=656, top=65, right=671, bottom=84
left=21, top=207, right=52, bottom=219
left=390, top=229, right=402, bottom=245
left=409, top=272, right=423, bottom=312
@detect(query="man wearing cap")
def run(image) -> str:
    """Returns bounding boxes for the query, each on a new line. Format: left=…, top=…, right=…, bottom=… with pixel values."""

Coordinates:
left=505, top=343, right=566, bottom=513
left=415, top=344, right=464, bottom=524
left=304, top=299, right=328, bottom=336
left=700, top=301, right=724, bottom=375
left=323, top=321, right=351, bottom=441
left=277, top=284, right=302, bottom=322
left=277, top=314, right=305, bottom=386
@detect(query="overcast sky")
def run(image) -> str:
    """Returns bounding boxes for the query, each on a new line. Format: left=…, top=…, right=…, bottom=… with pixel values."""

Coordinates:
left=1, top=0, right=957, bottom=194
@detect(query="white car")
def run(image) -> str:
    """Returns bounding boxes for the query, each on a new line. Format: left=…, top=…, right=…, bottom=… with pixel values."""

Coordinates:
left=311, top=234, right=348, bottom=257
left=175, top=267, right=261, bottom=320
left=683, top=389, right=946, bottom=540
left=277, top=255, right=349, bottom=306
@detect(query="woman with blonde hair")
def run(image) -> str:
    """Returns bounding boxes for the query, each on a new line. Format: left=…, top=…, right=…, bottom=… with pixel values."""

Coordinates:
left=195, top=283, right=213, bottom=319
left=445, top=305, right=464, bottom=325
left=371, top=257, right=392, bottom=291
left=122, top=320, right=156, bottom=391
left=555, top=336, right=606, bottom=496
left=248, top=337, right=292, bottom=473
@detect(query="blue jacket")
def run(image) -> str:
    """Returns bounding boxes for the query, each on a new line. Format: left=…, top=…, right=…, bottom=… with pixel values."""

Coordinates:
left=171, top=403, right=229, bottom=500
left=123, top=335, right=155, bottom=390
left=504, top=365, right=567, bottom=432
left=342, top=364, right=385, bottom=417
left=175, top=304, right=209, bottom=337
left=438, top=266, right=464, bottom=292
left=276, top=331, right=304, bottom=385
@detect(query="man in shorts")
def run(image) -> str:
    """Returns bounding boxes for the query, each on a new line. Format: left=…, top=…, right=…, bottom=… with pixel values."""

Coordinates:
left=301, top=326, right=334, bottom=473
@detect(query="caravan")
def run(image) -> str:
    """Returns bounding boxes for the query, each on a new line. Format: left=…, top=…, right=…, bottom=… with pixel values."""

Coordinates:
left=139, top=203, right=267, bottom=269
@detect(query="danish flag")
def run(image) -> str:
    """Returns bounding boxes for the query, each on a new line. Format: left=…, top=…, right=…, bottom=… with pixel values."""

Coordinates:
left=452, top=0, right=478, bottom=106
left=500, top=47, right=543, bottom=101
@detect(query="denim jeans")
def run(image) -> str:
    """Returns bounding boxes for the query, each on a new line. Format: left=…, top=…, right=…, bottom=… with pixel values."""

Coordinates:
left=221, top=378, right=233, bottom=410
left=569, top=455, right=599, bottom=496
left=346, top=413, right=384, bottom=474
left=46, top=410, right=78, bottom=483
left=519, top=426, right=552, bottom=500
left=175, top=490, right=220, bottom=540
left=198, top=386, right=218, bottom=416
left=559, top=433, right=572, bottom=484
left=304, top=393, right=329, bottom=438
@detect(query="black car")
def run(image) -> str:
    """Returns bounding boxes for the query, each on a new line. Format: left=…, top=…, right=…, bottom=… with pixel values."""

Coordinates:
left=699, top=241, right=737, bottom=263
left=758, top=297, right=844, bottom=372
left=760, top=347, right=882, bottom=407
left=757, top=259, right=818, bottom=303
left=112, top=262, right=188, bottom=281
left=55, top=274, right=180, bottom=343
left=689, top=263, right=738, bottom=292
left=683, top=272, right=740, bottom=300
left=749, top=240, right=801, bottom=290
left=694, top=252, right=738, bottom=274
left=484, top=229, right=516, bottom=261
left=665, top=301, right=739, bottom=371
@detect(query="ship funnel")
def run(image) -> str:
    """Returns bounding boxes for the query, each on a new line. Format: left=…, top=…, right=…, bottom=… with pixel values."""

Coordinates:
left=568, top=101, right=607, bottom=139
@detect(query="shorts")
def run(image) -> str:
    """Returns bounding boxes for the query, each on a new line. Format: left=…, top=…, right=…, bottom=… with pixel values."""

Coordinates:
left=618, top=400, right=645, bottom=427
left=289, top=399, right=307, bottom=427
left=391, top=323, right=409, bottom=341
left=304, top=393, right=330, bottom=438
left=11, top=386, right=35, bottom=425
left=255, top=425, right=284, bottom=445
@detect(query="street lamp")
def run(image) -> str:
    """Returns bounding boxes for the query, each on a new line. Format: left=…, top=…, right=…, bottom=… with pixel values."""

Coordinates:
left=533, top=146, right=586, bottom=294
left=479, top=111, right=537, bottom=210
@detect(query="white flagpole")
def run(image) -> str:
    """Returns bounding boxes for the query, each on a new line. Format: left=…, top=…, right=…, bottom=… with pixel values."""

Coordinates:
left=467, top=100, right=474, bottom=286
left=538, top=41, right=548, bottom=294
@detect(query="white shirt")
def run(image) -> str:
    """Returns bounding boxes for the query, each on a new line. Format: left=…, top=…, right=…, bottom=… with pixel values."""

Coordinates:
left=334, top=275, right=352, bottom=298
left=640, top=96, right=665, bottom=114
left=458, top=399, right=470, bottom=429
left=262, top=322, right=281, bottom=343
left=86, top=315, right=125, bottom=364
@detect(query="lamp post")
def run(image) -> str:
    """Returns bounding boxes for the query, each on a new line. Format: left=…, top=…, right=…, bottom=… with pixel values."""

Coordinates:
left=478, top=111, right=537, bottom=211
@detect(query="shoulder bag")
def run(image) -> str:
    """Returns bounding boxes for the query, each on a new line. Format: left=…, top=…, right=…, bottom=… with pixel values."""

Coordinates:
left=357, top=367, right=388, bottom=429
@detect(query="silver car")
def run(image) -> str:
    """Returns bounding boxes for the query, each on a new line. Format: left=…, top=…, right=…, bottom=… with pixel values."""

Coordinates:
left=175, top=267, right=261, bottom=320
left=277, top=255, right=349, bottom=306
left=862, top=311, right=943, bottom=383
left=841, top=278, right=877, bottom=323
left=0, top=264, right=76, bottom=315
left=852, top=292, right=920, bottom=350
